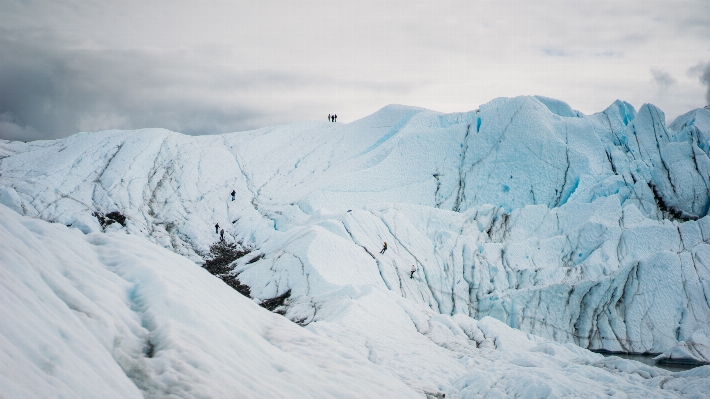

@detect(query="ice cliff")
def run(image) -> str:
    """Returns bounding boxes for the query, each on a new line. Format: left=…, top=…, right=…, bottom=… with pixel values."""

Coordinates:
left=3, top=201, right=710, bottom=398
left=1, top=96, right=710, bottom=395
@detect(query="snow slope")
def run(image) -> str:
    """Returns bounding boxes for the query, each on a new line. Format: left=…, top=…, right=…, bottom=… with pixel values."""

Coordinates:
left=2, top=204, right=710, bottom=398
left=1, top=96, right=710, bottom=371
left=0, top=204, right=419, bottom=398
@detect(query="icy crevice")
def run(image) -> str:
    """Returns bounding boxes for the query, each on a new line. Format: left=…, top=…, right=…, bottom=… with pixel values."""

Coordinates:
left=453, top=124, right=471, bottom=212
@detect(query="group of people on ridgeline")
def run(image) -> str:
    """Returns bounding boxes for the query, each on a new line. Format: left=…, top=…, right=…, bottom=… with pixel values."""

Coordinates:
left=327, top=114, right=338, bottom=122
left=380, top=241, right=417, bottom=279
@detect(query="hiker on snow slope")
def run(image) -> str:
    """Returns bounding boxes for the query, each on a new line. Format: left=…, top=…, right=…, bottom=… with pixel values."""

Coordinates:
left=380, top=241, right=387, bottom=254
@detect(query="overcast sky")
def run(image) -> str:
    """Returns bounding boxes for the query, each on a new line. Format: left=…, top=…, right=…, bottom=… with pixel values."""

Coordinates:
left=1, top=0, right=709, bottom=141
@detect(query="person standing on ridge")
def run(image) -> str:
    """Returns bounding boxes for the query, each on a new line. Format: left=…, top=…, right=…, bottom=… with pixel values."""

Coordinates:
left=328, top=114, right=331, bottom=121
left=380, top=241, right=387, bottom=254
left=231, top=190, right=236, bottom=201
left=220, top=229, right=225, bottom=241
left=215, top=223, right=220, bottom=234
left=410, top=264, right=416, bottom=279
left=334, top=114, right=337, bottom=122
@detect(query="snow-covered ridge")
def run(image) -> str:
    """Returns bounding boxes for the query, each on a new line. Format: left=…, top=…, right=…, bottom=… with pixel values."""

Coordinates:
left=1, top=96, right=710, bottom=361
left=2, top=204, right=710, bottom=398
left=0, top=204, right=418, bottom=398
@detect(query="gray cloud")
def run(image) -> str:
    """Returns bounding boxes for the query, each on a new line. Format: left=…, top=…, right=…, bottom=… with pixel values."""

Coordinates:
left=650, top=68, right=677, bottom=89
left=0, top=29, right=411, bottom=141
left=542, top=48, right=569, bottom=57
left=689, top=62, right=710, bottom=104
left=1, top=1, right=709, bottom=141
left=593, top=51, right=623, bottom=58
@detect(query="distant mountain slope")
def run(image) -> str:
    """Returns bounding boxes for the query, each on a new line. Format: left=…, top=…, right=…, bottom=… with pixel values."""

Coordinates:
left=1, top=96, right=710, bottom=361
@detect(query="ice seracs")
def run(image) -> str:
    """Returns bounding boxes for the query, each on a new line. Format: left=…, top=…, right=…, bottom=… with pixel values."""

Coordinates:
left=1, top=95, right=710, bottom=396
left=2, top=204, right=709, bottom=398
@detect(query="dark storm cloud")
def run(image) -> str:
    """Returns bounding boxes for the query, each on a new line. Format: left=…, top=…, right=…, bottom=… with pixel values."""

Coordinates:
left=689, top=62, right=710, bottom=104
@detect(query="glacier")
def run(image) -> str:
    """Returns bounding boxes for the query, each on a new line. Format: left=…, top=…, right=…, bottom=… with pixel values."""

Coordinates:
left=1, top=95, right=710, bottom=397
left=0, top=204, right=418, bottom=398
left=2, top=201, right=710, bottom=398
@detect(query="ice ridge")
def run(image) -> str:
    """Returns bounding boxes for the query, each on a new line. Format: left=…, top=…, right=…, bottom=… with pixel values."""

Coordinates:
left=1, top=95, right=710, bottom=368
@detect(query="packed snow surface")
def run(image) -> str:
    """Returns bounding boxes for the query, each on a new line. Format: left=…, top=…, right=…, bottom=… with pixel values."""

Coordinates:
left=2, top=96, right=710, bottom=397
left=0, top=205, right=419, bottom=398
left=2, top=204, right=710, bottom=398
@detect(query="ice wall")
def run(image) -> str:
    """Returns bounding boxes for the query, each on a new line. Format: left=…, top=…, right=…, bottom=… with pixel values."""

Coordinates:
left=1, top=96, right=709, bottom=357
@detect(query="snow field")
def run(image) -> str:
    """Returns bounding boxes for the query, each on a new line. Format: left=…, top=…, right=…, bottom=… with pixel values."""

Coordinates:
left=235, top=197, right=710, bottom=355
left=4, top=203, right=708, bottom=397
left=2, top=96, right=710, bottom=396
left=0, top=204, right=419, bottom=398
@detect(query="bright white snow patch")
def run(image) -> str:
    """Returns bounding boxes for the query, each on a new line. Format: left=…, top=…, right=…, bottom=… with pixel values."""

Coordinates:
left=2, top=205, right=710, bottom=397
left=2, top=96, right=710, bottom=396
left=0, top=204, right=417, bottom=398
